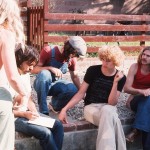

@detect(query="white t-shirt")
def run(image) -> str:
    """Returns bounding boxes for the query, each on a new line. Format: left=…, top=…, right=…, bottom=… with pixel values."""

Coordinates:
left=10, top=73, right=31, bottom=98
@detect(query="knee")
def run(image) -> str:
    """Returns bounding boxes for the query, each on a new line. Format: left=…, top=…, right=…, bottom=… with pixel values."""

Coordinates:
left=100, top=105, right=117, bottom=117
left=36, top=70, right=52, bottom=82
left=67, top=83, right=78, bottom=93
left=54, top=120, right=64, bottom=131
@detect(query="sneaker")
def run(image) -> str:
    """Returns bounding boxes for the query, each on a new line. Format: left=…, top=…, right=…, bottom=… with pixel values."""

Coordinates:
left=49, top=103, right=60, bottom=114
left=126, top=129, right=140, bottom=143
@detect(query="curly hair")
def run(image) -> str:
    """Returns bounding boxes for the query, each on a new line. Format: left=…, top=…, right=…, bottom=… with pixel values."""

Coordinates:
left=0, top=0, right=25, bottom=44
left=137, top=46, right=150, bottom=64
left=98, top=45, right=125, bottom=66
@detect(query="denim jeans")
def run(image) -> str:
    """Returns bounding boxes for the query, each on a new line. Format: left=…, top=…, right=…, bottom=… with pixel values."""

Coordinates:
left=49, top=80, right=78, bottom=111
left=130, top=95, right=150, bottom=149
left=142, top=131, right=150, bottom=150
left=130, top=95, right=150, bottom=132
left=15, top=117, right=64, bottom=150
left=34, top=70, right=77, bottom=114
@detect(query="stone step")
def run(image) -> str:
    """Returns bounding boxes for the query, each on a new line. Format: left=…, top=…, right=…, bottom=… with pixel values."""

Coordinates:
left=15, top=116, right=142, bottom=150
left=15, top=57, right=141, bottom=150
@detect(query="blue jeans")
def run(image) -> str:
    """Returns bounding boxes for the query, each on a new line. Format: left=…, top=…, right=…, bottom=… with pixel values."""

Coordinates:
left=142, top=131, right=150, bottom=150
left=130, top=95, right=150, bottom=149
left=34, top=70, right=77, bottom=114
left=49, top=81, right=78, bottom=111
left=15, top=117, right=64, bottom=150
left=130, top=96, right=150, bottom=132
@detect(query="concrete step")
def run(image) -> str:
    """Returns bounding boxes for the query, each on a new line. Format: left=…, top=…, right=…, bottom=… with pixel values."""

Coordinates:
left=15, top=118, right=143, bottom=150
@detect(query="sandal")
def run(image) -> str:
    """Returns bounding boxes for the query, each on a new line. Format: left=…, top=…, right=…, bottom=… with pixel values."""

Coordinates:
left=126, top=129, right=140, bottom=143
left=49, top=103, right=60, bottom=114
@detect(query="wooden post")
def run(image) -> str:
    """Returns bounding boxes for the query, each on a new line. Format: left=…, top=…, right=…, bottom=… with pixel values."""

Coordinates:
left=43, top=0, right=49, bottom=47
left=27, top=0, right=32, bottom=45
left=140, top=14, right=146, bottom=47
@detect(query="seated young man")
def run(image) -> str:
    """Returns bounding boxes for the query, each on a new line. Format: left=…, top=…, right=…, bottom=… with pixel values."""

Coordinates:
left=31, top=36, right=87, bottom=115
left=124, top=47, right=150, bottom=149
left=13, top=45, right=64, bottom=150
left=59, top=45, right=127, bottom=150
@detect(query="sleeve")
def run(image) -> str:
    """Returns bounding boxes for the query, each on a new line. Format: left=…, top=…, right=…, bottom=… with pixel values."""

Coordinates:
left=84, top=66, right=93, bottom=84
left=117, top=75, right=126, bottom=92
left=39, top=46, right=51, bottom=66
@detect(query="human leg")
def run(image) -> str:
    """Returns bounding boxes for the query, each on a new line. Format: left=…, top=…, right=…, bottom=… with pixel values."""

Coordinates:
left=132, top=96, right=150, bottom=132
left=130, top=96, right=150, bottom=149
left=142, top=131, right=150, bottom=150
left=49, top=80, right=77, bottom=111
left=15, top=118, right=64, bottom=150
left=34, top=70, right=53, bottom=114
left=50, top=120, right=64, bottom=150
left=126, top=129, right=140, bottom=143
left=125, top=96, right=141, bottom=142
left=97, top=105, right=126, bottom=150
left=0, top=88, right=14, bottom=150
left=84, top=103, right=105, bottom=126
left=84, top=104, right=126, bottom=150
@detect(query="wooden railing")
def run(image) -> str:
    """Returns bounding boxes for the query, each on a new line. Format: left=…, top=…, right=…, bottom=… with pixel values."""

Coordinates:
left=25, top=0, right=150, bottom=53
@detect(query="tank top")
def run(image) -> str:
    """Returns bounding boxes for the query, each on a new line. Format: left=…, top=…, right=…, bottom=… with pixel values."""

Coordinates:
left=132, top=65, right=150, bottom=89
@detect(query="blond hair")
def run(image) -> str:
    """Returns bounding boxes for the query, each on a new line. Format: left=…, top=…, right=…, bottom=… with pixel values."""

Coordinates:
left=0, top=0, right=25, bottom=44
left=98, top=45, right=125, bottom=66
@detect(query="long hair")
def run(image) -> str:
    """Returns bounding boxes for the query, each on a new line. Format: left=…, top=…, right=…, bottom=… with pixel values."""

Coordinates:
left=15, top=45, right=39, bottom=68
left=137, top=47, right=150, bottom=64
left=0, top=0, right=25, bottom=44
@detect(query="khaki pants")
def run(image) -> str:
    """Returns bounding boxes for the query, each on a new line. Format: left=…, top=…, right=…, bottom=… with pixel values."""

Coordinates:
left=84, top=104, right=126, bottom=150
left=0, top=88, right=14, bottom=150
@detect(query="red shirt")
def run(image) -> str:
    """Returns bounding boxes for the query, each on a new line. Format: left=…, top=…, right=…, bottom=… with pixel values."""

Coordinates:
left=39, top=45, right=77, bottom=71
left=132, top=65, right=150, bottom=89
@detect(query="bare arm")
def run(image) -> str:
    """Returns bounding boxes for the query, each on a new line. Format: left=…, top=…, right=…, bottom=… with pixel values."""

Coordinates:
left=13, top=95, right=39, bottom=120
left=69, top=70, right=81, bottom=89
left=124, top=63, right=146, bottom=95
left=27, top=98, right=39, bottom=114
left=1, top=30, right=28, bottom=97
left=31, top=61, right=63, bottom=78
left=13, top=110, right=39, bottom=120
left=58, top=81, right=89, bottom=123
left=108, top=71, right=124, bottom=105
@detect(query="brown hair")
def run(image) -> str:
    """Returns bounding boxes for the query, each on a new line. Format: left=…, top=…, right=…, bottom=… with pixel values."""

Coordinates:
left=15, top=45, right=39, bottom=68
left=63, top=41, right=79, bottom=60
left=137, top=47, right=150, bottom=64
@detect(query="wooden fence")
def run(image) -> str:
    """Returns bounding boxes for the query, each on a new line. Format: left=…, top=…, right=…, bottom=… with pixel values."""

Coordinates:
left=20, top=0, right=150, bottom=53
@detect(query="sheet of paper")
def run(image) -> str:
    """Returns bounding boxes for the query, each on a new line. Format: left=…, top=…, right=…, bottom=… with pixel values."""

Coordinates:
left=28, top=116, right=55, bottom=128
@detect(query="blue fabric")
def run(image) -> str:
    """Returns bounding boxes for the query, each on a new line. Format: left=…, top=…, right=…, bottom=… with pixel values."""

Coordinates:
left=34, top=47, right=77, bottom=114
left=142, top=131, right=150, bottom=150
left=15, top=118, right=64, bottom=150
left=34, top=70, right=53, bottom=114
left=50, top=47, right=68, bottom=74
left=130, top=95, right=150, bottom=132
left=49, top=80, right=77, bottom=111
